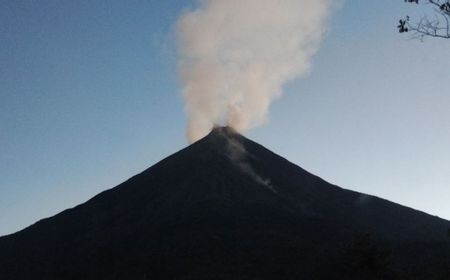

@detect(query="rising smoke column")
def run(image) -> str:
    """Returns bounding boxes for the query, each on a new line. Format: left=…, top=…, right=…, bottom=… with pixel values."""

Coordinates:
left=177, top=0, right=332, bottom=142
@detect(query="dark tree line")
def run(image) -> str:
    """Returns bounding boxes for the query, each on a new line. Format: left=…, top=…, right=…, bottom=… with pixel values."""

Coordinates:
left=399, top=0, right=450, bottom=39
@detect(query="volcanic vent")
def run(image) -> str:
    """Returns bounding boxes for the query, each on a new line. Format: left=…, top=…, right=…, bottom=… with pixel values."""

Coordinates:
left=1, top=127, right=449, bottom=279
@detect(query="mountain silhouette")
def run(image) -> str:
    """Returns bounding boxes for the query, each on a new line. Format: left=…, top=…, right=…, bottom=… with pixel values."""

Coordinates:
left=1, top=126, right=449, bottom=279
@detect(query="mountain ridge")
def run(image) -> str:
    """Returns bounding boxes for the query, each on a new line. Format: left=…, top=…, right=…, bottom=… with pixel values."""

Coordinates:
left=1, top=126, right=449, bottom=279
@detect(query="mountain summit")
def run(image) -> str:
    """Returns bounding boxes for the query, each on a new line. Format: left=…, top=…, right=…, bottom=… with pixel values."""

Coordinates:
left=1, top=127, right=449, bottom=279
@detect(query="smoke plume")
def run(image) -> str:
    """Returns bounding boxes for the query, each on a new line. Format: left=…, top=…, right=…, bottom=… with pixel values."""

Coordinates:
left=177, top=0, right=332, bottom=142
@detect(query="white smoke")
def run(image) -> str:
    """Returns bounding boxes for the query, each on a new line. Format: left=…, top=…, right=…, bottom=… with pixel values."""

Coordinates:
left=177, top=0, right=332, bottom=142
left=222, top=130, right=277, bottom=193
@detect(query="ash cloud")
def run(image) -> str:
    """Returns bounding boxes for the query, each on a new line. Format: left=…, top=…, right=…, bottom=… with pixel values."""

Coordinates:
left=176, top=0, right=333, bottom=142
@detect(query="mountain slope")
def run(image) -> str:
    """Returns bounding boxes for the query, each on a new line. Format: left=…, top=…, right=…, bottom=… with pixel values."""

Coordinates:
left=1, top=126, right=449, bottom=279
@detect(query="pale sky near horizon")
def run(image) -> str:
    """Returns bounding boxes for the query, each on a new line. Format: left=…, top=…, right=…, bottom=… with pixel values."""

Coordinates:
left=1, top=0, right=450, bottom=236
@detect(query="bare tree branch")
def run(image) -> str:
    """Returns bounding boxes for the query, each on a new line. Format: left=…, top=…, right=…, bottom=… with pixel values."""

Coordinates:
left=399, top=0, right=450, bottom=40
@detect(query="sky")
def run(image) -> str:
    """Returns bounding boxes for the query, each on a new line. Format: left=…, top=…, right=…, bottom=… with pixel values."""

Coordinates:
left=1, top=0, right=449, bottom=236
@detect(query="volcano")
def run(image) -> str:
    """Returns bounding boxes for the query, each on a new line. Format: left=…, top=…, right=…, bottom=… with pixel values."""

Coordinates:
left=1, top=126, right=449, bottom=279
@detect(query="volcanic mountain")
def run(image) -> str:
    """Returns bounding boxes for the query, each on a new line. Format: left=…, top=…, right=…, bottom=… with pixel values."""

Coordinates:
left=1, top=126, right=449, bottom=279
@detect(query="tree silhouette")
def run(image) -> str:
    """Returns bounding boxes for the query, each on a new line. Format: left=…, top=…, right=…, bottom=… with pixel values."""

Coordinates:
left=399, top=0, right=450, bottom=39
left=340, top=234, right=396, bottom=280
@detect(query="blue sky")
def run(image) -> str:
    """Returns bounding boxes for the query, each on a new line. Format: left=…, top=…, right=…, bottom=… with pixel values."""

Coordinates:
left=1, top=0, right=449, bottom=236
